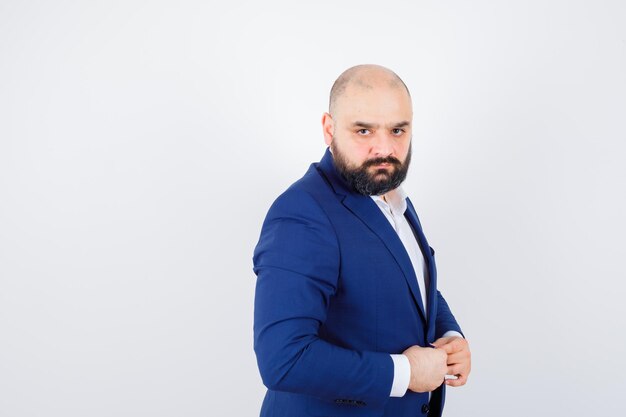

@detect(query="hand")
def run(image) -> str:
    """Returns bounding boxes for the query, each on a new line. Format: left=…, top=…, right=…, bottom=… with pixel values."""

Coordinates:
left=402, top=345, right=448, bottom=393
left=431, top=336, right=471, bottom=387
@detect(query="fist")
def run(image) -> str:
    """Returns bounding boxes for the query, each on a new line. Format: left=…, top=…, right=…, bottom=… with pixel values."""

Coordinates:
left=431, top=336, right=472, bottom=387
left=402, top=345, right=448, bottom=393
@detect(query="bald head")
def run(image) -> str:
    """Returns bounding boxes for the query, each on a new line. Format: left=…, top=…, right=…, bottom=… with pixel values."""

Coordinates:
left=328, top=64, right=411, bottom=116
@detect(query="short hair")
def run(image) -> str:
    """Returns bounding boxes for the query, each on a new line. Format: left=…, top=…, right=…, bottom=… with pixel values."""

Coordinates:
left=328, top=64, right=411, bottom=115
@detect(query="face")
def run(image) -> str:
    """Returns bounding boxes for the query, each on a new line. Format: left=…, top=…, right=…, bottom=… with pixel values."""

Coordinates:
left=330, top=139, right=412, bottom=195
left=322, top=80, right=413, bottom=196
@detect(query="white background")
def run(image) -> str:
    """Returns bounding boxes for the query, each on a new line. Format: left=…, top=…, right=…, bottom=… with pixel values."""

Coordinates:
left=1, top=1, right=625, bottom=416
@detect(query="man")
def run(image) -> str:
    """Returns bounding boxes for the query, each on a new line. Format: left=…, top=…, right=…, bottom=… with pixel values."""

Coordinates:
left=252, top=64, right=471, bottom=417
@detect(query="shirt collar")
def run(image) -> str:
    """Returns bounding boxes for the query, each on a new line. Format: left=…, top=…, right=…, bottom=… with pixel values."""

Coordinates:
left=370, top=185, right=408, bottom=215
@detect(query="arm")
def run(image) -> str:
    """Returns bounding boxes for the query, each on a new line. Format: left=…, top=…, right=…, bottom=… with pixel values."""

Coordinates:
left=434, top=290, right=464, bottom=340
left=432, top=291, right=471, bottom=387
left=252, top=189, right=393, bottom=407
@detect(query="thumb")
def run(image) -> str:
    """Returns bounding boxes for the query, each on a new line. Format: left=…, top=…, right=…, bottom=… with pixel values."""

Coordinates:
left=430, top=339, right=445, bottom=348
left=438, top=343, right=455, bottom=354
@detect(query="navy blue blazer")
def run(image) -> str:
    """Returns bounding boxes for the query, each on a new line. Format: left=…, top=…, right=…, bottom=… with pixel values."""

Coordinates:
left=253, top=147, right=463, bottom=417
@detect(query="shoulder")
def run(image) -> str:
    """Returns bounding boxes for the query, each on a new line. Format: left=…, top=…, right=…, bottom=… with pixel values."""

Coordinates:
left=253, top=167, right=340, bottom=272
left=265, top=163, right=335, bottom=223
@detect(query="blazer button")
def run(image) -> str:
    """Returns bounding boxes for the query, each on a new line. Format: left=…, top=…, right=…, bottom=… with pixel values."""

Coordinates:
left=421, top=403, right=430, bottom=414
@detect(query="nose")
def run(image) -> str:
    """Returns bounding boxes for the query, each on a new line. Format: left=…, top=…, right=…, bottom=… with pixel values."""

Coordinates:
left=370, top=131, right=394, bottom=158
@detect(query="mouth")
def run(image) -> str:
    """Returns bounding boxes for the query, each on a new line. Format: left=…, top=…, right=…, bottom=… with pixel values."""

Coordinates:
left=372, top=163, right=391, bottom=168
left=371, top=167, right=392, bottom=177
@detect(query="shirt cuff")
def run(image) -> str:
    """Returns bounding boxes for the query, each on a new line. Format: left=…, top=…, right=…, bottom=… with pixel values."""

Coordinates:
left=442, top=330, right=464, bottom=339
left=389, top=354, right=411, bottom=397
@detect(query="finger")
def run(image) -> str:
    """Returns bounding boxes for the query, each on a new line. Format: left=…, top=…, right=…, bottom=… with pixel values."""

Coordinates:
left=447, top=364, right=464, bottom=376
left=446, top=351, right=470, bottom=365
left=447, top=337, right=467, bottom=353
left=430, top=339, right=445, bottom=348
left=439, top=342, right=458, bottom=354
left=433, top=337, right=468, bottom=355
left=449, top=357, right=471, bottom=378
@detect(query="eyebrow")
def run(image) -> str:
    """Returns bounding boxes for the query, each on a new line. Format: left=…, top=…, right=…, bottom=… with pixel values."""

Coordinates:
left=351, top=120, right=411, bottom=129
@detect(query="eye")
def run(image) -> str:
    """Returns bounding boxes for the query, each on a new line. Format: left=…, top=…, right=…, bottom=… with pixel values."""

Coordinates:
left=357, top=129, right=371, bottom=135
left=392, top=128, right=405, bottom=136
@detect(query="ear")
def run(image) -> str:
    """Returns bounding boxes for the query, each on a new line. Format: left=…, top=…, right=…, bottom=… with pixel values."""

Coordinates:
left=321, top=112, right=334, bottom=146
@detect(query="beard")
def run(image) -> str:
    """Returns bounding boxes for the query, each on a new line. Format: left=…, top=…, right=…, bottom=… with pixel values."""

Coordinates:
left=330, top=140, right=411, bottom=196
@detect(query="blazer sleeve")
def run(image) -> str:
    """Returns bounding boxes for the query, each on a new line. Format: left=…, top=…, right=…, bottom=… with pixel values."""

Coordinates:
left=434, top=290, right=464, bottom=340
left=252, top=188, right=394, bottom=408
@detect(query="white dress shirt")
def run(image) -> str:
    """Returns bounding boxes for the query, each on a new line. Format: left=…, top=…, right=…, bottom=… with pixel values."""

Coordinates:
left=370, top=186, right=462, bottom=397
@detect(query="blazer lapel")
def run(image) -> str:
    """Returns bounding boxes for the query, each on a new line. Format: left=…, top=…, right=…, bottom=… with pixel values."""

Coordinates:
left=342, top=194, right=427, bottom=322
left=316, top=147, right=427, bottom=322
left=404, top=200, right=437, bottom=330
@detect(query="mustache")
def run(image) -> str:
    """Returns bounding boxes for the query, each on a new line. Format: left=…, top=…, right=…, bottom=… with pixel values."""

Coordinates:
left=362, top=156, right=402, bottom=168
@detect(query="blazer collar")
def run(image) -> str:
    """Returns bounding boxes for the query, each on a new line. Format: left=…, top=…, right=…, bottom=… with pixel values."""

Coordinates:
left=316, top=147, right=428, bottom=322
left=317, top=146, right=352, bottom=197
